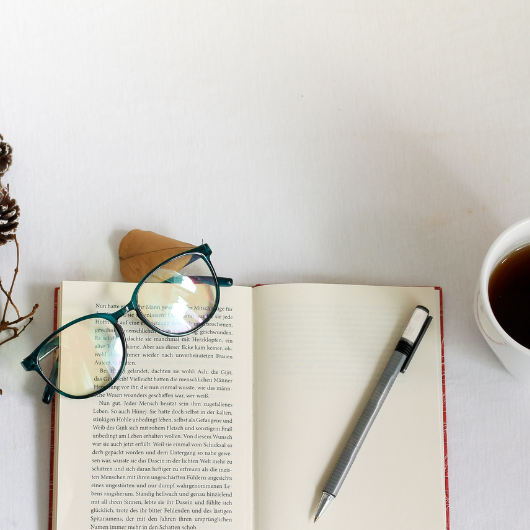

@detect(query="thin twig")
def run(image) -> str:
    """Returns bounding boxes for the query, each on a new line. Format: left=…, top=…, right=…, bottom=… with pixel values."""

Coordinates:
left=0, top=237, right=20, bottom=321
left=0, top=236, right=39, bottom=347
left=6, top=236, right=21, bottom=318
left=0, top=315, right=35, bottom=347
left=0, top=277, right=20, bottom=317
left=0, top=301, right=38, bottom=333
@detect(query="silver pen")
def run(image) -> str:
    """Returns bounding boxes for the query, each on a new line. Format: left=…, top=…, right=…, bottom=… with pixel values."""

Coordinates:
left=314, top=305, right=432, bottom=522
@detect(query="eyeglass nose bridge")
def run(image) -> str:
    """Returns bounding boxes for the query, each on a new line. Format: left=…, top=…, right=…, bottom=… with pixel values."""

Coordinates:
left=111, top=302, right=135, bottom=321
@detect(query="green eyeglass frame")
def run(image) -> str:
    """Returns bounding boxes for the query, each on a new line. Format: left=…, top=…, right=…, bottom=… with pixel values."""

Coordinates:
left=21, top=243, right=232, bottom=404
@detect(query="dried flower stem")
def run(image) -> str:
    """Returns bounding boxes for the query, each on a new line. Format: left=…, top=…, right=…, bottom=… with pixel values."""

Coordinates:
left=0, top=236, right=38, bottom=346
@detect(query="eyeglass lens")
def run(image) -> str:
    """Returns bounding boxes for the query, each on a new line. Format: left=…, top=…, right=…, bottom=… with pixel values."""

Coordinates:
left=136, top=253, right=217, bottom=334
left=37, top=317, right=124, bottom=397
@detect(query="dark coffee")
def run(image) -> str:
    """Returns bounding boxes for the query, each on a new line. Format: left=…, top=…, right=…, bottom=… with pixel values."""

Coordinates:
left=489, top=244, right=530, bottom=349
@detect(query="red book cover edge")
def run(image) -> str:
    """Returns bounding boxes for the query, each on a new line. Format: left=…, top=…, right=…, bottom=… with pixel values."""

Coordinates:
left=48, top=287, right=59, bottom=530
left=435, top=286, right=450, bottom=530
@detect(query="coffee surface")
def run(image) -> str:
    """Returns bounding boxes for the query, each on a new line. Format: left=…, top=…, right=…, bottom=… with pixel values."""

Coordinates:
left=489, top=244, right=530, bottom=349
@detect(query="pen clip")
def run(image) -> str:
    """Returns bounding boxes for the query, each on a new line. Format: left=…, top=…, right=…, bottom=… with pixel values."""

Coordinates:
left=400, top=316, right=433, bottom=373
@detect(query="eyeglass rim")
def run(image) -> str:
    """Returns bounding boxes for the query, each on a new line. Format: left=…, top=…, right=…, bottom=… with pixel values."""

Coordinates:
left=31, top=314, right=128, bottom=401
left=131, top=245, right=221, bottom=337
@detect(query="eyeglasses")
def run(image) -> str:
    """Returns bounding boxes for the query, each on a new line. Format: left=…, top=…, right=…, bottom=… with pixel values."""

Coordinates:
left=21, top=244, right=232, bottom=404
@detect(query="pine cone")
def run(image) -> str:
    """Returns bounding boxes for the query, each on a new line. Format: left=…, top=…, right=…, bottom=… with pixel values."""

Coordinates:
left=0, top=187, right=19, bottom=247
left=0, top=135, right=12, bottom=179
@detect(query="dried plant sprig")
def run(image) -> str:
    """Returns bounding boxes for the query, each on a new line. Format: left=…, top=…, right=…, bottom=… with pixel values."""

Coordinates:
left=0, top=236, right=39, bottom=346
left=0, top=135, right=38, bottom=351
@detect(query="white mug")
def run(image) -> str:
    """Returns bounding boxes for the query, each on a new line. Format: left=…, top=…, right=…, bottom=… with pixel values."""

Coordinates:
left=474, top=217, right=530, bottom=382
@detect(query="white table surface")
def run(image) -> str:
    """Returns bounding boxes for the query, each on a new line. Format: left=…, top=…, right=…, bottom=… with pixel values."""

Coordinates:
left=1, top=2, right=530, bottom=528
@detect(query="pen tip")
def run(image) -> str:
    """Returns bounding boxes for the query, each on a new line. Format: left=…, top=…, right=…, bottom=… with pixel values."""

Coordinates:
left=314, top=491, right=334, bottom=521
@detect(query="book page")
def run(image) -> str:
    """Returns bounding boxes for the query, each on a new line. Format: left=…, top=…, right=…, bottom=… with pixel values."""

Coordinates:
left=253, top=284, right=445, bottom=530
left=54, top=282, right=253, bottom=530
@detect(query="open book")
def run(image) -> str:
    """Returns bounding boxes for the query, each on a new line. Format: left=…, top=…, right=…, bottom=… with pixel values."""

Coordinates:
left=50, top=282, right=447, bottom=530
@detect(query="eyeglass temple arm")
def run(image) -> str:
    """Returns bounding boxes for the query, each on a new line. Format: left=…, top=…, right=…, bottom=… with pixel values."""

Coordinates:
left=162, top=276, right=233, bottom=287
left=37, top=340, right=58, bottom=405
left=42, top=365, right=57, bottom=404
